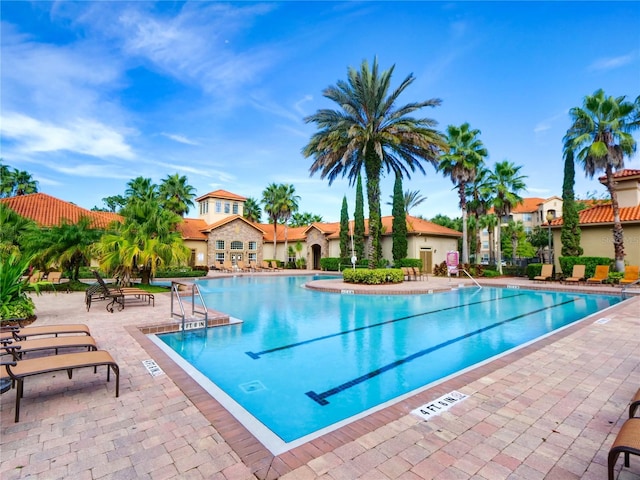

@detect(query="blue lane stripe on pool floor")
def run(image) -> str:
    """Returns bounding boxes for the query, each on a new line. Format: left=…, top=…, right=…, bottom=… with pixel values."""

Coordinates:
left=245, top=292, right=525, bottom=359
left=305, top=297, right=579, bottom=406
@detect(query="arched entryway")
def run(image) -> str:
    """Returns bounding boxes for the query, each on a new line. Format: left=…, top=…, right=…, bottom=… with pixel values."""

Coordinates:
left=311, top=244, right=321, bottom=270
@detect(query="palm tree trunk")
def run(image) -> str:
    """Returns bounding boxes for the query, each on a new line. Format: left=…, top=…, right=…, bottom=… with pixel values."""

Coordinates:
left=496, top=219, right=503, bottom=275
left=273, top=221, right=278, bottom=262
left=606, top=166, right=625, bottom=272
left=364, top=148, right=382, bottom=268
left=284, top=225, right=288, bottom=267
left=459, top=185, right=468, bottom=264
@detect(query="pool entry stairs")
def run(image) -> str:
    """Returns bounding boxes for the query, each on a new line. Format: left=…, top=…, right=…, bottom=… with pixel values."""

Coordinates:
left=170, top=281, right=209, bottom=331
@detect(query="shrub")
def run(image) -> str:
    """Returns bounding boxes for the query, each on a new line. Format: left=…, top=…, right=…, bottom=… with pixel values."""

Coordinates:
left=482, top=270, right=502, bottom=278
left=394, top=258, right=423, bottom=269
left=0, top=252, right=36, bottom=322
left=342, top=268, right=403, bottom=284
left=558, top=256, right=612, bottom=279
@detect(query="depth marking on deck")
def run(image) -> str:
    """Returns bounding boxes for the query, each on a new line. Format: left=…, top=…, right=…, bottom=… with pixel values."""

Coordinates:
left=594, top=317, right=611, bottom=324
left=142, top=359, right=164, bottom=377
left=411, top=391, right=468, bottom=420
left=306, top=297, right=579, bottom=406
left=245, top=293, right=526, bottom=359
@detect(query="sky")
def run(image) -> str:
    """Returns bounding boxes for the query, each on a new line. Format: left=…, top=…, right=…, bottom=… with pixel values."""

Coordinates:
left=1, top=1, right=639, bottom=223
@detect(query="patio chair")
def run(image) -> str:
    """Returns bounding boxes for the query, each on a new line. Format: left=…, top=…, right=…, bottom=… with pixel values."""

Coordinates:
left=401, top=267, right=415, bottom=281
left=2, top=346, right=120, bottom=422
left=27, top=271, right=43, bottom=284
left=533, top=264, right=553, bottom=282
left=631, top=388, right=640, bottom=418
left=261, top=260, right=273, bottom=271
left=607, top=417, right=640, bottom=480
left=249, top=261, right=262, bottom=272
left=2, top=323, right=91, bottom=341
left=236, top=260, right=251, bottom=272
left=270, top=260, right=281, bottom=271
left=1, top=336, right=97, bottom=358
left=89, top=271, right=154, bottom=312
left=563, top=265, right=586, bottom=284
left=587, top=265, right=610, bottom=284
left=620, top=265, right=639, bottom=286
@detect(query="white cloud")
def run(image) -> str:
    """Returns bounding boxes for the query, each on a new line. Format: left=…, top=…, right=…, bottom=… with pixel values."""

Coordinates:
left=160, top=133, right=200, bottom=146
left=2, top=113, right=135, bottom=159
left=588, top=52, right=636, bottom=72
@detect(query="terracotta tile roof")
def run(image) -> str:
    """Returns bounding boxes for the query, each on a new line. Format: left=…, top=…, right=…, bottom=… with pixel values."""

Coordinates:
left=195, top=189, right=247, bottom=202
left=0, top=193, right=121, bottom=229
left=177, top=218, right=209, bottom=240
left=258, top=223, right=308, bottom=242
left=205, top=215, right=266, bottom=234
left=488, top=197, right=545, bottom=215
left=321, top=215, right=462, bottom=240
left=550, top=204, right=640, bottom=226
left=598, top=168, right=640, bottom=184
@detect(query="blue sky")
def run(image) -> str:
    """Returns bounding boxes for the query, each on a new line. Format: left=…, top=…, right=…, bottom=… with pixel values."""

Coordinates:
left=1, top=1, right=639, bottom=222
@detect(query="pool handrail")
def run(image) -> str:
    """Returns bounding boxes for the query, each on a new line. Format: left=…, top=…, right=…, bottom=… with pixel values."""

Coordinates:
left=460, top=269, right=482, bottom=289
left=171, top=281, right=209, bottom=330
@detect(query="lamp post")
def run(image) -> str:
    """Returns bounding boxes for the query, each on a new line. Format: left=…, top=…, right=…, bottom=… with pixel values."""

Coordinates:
left=546, top=211, right=554, bottom=265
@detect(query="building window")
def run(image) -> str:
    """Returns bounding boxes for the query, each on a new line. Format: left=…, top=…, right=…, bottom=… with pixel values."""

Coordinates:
left=215, top=201, right=221, bottom=213
left=524, top=227, right=532, bottom=234
left=248, top=241, right=257, bottom=250
left=523, top=213, right=532, bottom=222
left=232, top=202, right=239, bottom=214
left=248, top=252, right=257, bottom=262
left=224, top=202, right=230, bottom=214
left=482, top=242, right=489, bottom=249
left=231, top=241, right=243, bottom=250
left=215, top=253, right=225, bottom=264
left=215, top=240, right=225, bottom=250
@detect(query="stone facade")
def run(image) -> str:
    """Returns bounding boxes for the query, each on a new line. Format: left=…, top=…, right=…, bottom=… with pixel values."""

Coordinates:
left=206, top=218, right=264, bottom=268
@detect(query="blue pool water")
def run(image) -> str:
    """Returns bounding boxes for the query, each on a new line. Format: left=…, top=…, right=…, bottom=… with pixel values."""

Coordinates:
left=156, top=275, right=621, bottom=446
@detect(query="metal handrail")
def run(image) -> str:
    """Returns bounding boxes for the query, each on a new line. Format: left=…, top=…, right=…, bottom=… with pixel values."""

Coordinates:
left=171, top=281, right=209, bottom=331
left=621, top=278, right=640, bottom=299
left=460, top=269, right=482, bottom=289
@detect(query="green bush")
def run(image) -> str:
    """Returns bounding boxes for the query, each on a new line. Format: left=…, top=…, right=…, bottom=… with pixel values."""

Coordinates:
left=394, top=258, right=423, bottom=269
left=155, top=268, right=208, bottom=278
left=607, top=271, right=624, bottom=284
left=1, top=252, right=36, bottom=322
left=482, top=270, right=502, bottom=278
left=342, top=268, right=404, bottom=284
left=558, top=256, right=612, bottom=279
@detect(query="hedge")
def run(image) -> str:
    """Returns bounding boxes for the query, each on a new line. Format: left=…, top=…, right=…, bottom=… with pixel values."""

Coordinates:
left=558, top=256, right=612, bottom=279
left=342, top=268, right=404, bottom=284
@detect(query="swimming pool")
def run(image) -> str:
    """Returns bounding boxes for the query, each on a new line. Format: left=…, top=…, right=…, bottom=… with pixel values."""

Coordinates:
left=153, top=275, right=621, bottom=453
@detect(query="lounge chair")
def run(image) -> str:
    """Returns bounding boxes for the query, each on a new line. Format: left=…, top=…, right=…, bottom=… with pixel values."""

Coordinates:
left=608, top=418, right=640, bottom=480
left=236, top=260, right=251, bottom=272
left=2, top=323, right=91, bottom=341
left=261, top=260, right=273, bottom=271
left=88, top=271, right=154, bottom=312
left=249, top=261, right=262, bottom=272
left=221, top=260, right=235, bottom=272
left=2, top=347, right=120, bottom=422
left=270, top=260, right=281, bottom=271
left=587, top=265, right=610, bottom=284
left=563, top=265, right=586, bottom=284
left=631, top=388, right=640, bottom=418
left=413, top=267, right=425, bottom=281
left=27, top=271, right=43, bottom=284
left=620, top=265, right=639, bottom=286
left=401, top=267, right=415, bottom=281
left=533, top=264, right=553, bottom=282
left=1, top=336, right=97, bottom=358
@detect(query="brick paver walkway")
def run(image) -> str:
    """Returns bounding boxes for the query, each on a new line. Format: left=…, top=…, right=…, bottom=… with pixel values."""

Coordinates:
left=1, top=274, right=638, bottom=479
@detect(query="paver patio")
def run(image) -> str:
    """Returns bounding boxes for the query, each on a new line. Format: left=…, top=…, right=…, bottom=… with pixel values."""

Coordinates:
left=1, top=273, right=639, bottom=479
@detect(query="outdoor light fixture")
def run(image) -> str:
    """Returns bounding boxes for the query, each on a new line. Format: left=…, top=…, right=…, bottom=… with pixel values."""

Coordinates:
left=546, top=211, right=554, bottom=264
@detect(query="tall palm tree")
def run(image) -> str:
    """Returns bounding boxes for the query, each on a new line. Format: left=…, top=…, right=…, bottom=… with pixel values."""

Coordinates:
left=486, top=161, right=527, bottom=274
left=438, top=123, right=488, bottom=264
left=262, top=183, right=282, bottom=260
left=159, top=173, right=196, bottom=217
left=564, top=89, right=639, bottom=272
left=125, top=177, right=157, bottom=204
left=303, top=57, right=447, bottom=267
left=289, top=212, right=323, bottom=227
left=243, top=197, right=262, bottom=223
left=478, top=213, right=498, bottom=264
left=0, top=163, right=13, bottom=197
left=277, top=184, right=300, bottom=265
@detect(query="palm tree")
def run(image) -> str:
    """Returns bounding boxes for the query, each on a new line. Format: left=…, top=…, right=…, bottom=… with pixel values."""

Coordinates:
left=22, top=217, right=104, bottom=281
left=95, top=197, right=188, bottom=284
left=125, top=177, right=157, bottom=203
left=564, top=89, right=639, bottom=272
left=243, top=197, right=262, bottom=223
left=0, top=163, right=13, bottom=197
left=159, top=173, right=196, bottom=217
left=478, top=213, right=498, bottom=264
left=386, top=189, right=428, bottom=215
left=7, top=169, right=38, bottom=196
left=262, top=183, right=282, bottom=260
left=438, top=123, right=488, bottom=264
left=277, top=184, right=300, bottom=265
left=503, top=220, right=525, bottom=263
left=303, top=57, right=447, bottom=267
left=486, top=161, right=527, bottom=274
left=289, top=212, right=323, bottom=227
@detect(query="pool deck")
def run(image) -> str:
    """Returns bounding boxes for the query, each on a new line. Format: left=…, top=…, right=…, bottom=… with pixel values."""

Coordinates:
left=1, top=272, right=639, bottom=480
